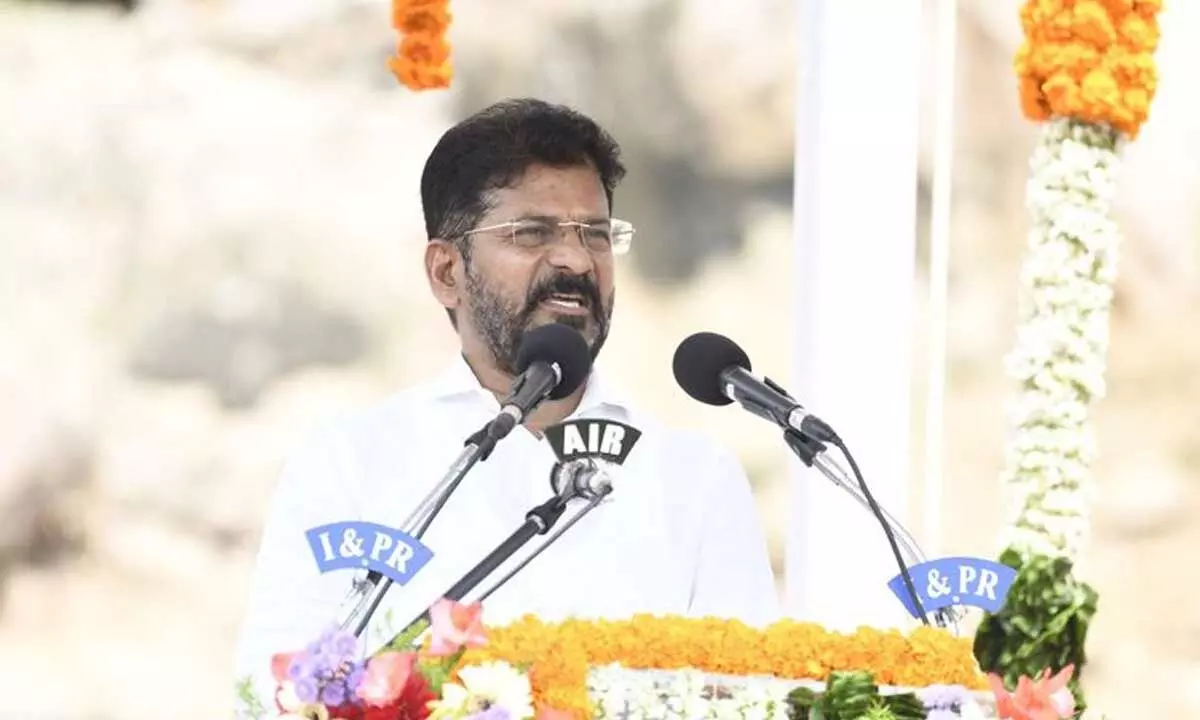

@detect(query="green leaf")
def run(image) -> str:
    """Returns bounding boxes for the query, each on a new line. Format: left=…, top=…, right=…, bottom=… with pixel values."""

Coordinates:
left=881, top=692, right=926, bottom=720
left=233, top=676, right=267, bottom=720
left=380, top=617, right=431, bottom=655
left=419, top=647, right=467, bottom=696
left=971, top=547, right=1098, bottom=712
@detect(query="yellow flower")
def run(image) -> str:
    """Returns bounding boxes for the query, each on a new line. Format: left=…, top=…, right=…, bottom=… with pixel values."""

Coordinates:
left=431, top=661, right=535, bottom=720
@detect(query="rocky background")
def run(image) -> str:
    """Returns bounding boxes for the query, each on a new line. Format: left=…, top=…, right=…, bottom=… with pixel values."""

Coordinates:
left=2, top=0, right=1200, bottom=717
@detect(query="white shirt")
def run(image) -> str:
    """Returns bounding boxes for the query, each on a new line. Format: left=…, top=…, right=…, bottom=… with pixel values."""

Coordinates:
left=232, top=356, right=778, bottom=703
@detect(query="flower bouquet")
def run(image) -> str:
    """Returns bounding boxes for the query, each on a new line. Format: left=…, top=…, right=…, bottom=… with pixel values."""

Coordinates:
left=235, top=598, right=569, bottom=720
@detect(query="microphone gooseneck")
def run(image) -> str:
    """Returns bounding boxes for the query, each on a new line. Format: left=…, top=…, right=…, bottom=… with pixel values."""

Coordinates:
left=335, top=323, right=592, bottom=638
left=784, top=430, right=946, bottom=628
left=672, top=330, right=931, bottom=627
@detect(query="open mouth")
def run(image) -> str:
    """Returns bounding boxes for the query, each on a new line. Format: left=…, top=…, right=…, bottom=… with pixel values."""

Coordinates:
left=540, top=293, right=590, bottom=314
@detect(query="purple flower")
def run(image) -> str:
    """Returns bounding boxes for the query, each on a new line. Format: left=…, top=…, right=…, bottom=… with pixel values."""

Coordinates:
left=918, top=684, right=972, bottom=713
left=925, top=711, right=959, bottom=720
left=332, top=631, right=359, bottom=658
left=288, top=654, right=320, bottom=683
left=321, top=681, right=348, bottom=707
left=346, top=663, right=367, bottom=692
left=293, top=677, right=321, bottom=704
left=469, top=707, right=512, bottom=720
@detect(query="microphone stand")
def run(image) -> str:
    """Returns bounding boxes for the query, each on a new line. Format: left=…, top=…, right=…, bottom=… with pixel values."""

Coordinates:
left=389, top=493, right=573, bottom=644
left=784, top=430, right=962, bottom=631
left=388, top=479, right=614, bottom=651
left=336, top=425, right=501, bottom=637
left=476, top=486, right=611, bottom=604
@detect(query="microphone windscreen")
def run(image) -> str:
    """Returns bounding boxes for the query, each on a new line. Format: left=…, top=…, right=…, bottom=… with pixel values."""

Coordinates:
left=516, top=323, right=593, bottom=400
left=672, top=332, right=752, bottom=406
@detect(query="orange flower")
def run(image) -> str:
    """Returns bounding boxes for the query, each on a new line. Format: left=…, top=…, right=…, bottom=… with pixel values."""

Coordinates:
left=988, top=664, right=1076, bottom=720
left=394, top=3, right=451, bottom=36
left=388, top=0, right=453, bottom=91
left=450, top=614, right=985, bottom=718
left=427, top=598, right=486, bottom=656
left=1015, top=0, right=1163, bottom=138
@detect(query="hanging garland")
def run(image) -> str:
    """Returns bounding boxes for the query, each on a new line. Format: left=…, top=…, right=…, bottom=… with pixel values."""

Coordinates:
left=973, top=0, right=1162, bottom=713
left=388, top=0, right=454, bottom=91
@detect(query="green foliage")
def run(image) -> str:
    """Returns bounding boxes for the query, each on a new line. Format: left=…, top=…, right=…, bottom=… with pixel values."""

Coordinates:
left=786, top=671, right=924, bottom=720
left=233, top=676, right=267, bottom=720
left=973, top=546, right=1098, bottom=710
left=419, top=647, right=466, bottom=696
left=382, top=616, right=431, bottom=653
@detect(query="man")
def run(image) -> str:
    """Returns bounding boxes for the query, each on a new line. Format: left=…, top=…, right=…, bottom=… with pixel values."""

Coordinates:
left=233, top=98, right=778, bottom=699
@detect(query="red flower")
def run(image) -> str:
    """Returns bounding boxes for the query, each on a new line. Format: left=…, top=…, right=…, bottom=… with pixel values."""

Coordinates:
left=328, top=671, right=436, bottom=720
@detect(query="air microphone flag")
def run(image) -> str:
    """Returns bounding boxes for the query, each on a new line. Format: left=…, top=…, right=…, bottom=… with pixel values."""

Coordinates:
left=544, top=419, right=642, bottom=464
left=305, top=521, right=434, bottom=585
left=887, top=556, right=1018, bottom=619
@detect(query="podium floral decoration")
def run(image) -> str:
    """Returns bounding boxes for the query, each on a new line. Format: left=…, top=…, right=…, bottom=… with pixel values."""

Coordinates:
left=236, top=598, right=1001, bottom=720
left=388, top=0, right=453, bottom=91
left=973, top=0, right=1163, bottom=711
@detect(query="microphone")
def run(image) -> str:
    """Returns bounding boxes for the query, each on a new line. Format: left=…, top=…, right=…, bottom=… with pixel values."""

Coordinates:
left=335, top=324, right=590, bottom=637
left=486, top=323, right=593, bottom=443
left=671, top=332, right=837, bottom=442
left=549, top=457, right=614, bottom=500
left=671, top=330, right=932, bottom=626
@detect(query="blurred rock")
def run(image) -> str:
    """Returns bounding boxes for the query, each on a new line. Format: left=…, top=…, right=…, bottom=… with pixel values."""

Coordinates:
left=1097, top=456, right=1192, bottom=539
left=0, top=378, right=90, bottom=575
left=128, top=278, right=370, bottom=409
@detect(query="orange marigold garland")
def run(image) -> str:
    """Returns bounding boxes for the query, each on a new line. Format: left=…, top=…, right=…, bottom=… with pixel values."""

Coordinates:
left=455, top=614, right=987, bottom=719
left=1015, top=0, right=1162, bottom=138
left=388, top=0, right=453, bottom=91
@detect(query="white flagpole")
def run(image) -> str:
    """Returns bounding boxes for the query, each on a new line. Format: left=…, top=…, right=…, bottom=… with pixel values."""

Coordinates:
left=923, top=0, right=958, bottom=559
left=788, top=0, right=923, bottom=629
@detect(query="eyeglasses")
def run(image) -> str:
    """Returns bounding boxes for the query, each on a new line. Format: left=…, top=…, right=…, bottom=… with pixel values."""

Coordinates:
left=462, top=217, right=635, bottom=256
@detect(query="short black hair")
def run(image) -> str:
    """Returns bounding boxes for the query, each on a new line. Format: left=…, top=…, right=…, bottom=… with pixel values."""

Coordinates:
left=420, top=98, right=627, bottom=244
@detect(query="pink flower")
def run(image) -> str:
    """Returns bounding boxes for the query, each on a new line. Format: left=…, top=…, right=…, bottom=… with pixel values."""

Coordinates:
left=271, top=651, right=298, bottom=684
left=427, top=598, right=487, bottom=656
left=988, top=664, right=1076, bottom=720
left=358, top=651, right=417, bottom=707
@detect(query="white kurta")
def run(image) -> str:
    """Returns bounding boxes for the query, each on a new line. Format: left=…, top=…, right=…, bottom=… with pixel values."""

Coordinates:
left=233, top=356, right=778, bottom=703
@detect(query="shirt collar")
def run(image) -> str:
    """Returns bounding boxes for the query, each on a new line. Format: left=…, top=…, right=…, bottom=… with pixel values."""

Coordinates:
left=423, top=352, right=633, bottom=419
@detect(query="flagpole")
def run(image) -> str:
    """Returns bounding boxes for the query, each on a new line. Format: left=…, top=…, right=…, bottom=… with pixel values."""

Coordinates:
left=788, top=0, right=924, bottom=629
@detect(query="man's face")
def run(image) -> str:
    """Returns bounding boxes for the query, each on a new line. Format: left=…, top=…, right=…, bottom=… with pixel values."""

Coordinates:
left=457, top=164, right=616, bottom=375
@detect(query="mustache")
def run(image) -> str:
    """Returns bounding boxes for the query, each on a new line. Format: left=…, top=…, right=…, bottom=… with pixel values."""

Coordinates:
left=525, top=274, right=603, bottom=315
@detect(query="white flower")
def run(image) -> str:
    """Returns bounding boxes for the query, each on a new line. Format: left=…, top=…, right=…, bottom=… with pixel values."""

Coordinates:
left=999, top=116, right=1124, bottom=560
left=431, top=661, right=535, bottom=720
left=957, top=698, right=989, bottom=720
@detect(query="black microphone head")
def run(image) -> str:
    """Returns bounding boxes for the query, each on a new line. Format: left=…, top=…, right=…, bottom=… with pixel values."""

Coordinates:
left=672, top=331, right=752, bottom=406
left=516, top=323, right=592, bottom=400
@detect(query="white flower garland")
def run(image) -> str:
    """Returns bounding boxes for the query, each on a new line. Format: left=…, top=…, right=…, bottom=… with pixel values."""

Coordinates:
left=999, top=117, right=1124, bottom=561
left=584, top=665, right=995, bottom=719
